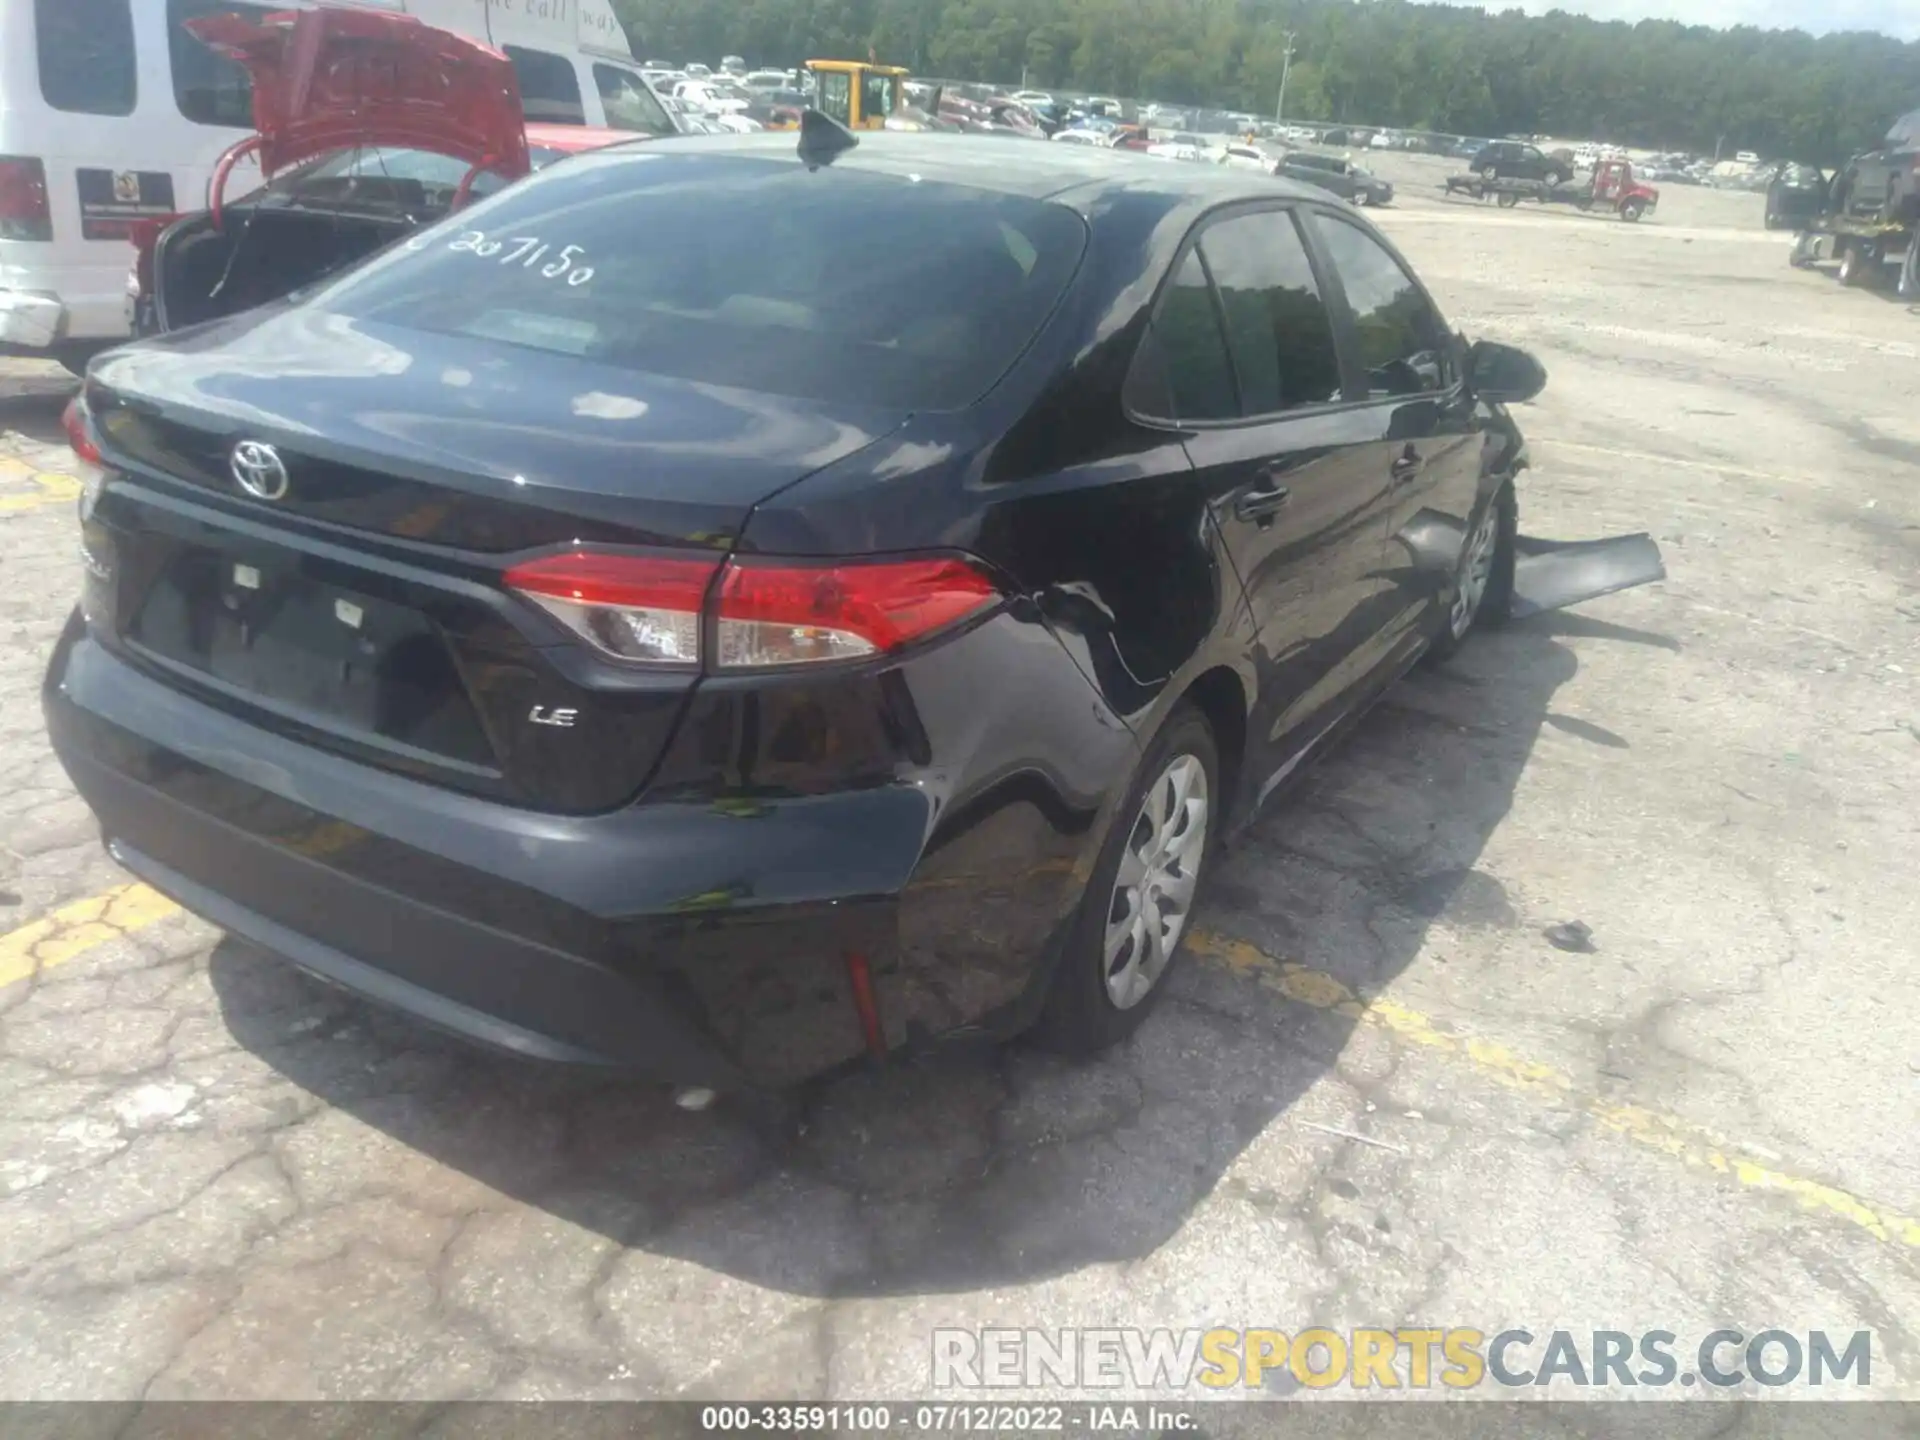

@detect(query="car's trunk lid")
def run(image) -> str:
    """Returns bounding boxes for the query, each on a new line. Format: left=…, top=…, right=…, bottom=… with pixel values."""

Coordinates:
left=82, top=318, right=909, bottom=814
left=184, top=7, right=531, bottom=184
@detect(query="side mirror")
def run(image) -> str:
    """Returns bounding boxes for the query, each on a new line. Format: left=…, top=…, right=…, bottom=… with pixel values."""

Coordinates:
left=1468, top=339, right=1547, bottom=405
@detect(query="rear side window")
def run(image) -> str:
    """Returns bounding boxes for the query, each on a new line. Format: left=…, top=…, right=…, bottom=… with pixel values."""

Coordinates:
left=37, top=0, right=137, bottom=116
left=1197, top=211, right=1344, bottom=415
left=1132, top=251, right=1238, bottom=423
left=1310, top=214, right=1453, bottom=398
left=319, top=153, right=1088, bottom=411
left=170, top=0, right=272, bottom=127
left=505, top=47, right=586, bottom=126
left=594, top=65, right=675, bottom=137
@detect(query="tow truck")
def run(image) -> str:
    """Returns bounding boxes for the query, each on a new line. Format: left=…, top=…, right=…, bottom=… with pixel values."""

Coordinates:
left=1444, top=157, right=1659, bottom=222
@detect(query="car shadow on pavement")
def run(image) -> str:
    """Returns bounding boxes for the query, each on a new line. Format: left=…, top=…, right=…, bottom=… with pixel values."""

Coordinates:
left=208, top=613, right=1676, bottom=1298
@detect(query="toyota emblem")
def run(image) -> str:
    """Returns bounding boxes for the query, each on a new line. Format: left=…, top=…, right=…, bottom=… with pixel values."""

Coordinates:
left=230, top=440, right=290, bottom=501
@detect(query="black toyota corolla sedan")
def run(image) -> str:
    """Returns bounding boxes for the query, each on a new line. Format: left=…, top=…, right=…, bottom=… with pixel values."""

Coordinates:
left=47, top=129, right=1584, bottom=1088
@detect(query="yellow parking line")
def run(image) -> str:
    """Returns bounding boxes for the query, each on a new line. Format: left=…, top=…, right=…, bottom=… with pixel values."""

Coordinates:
left=0, top=883, right=181, bottom=990
left=1187, top=930, right=1920, bottom=1251
left=0, top=455, right=81, bottom=514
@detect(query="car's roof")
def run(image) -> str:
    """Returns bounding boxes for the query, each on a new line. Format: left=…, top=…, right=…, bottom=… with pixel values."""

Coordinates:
left=629, top=131, right=1330, bottom=209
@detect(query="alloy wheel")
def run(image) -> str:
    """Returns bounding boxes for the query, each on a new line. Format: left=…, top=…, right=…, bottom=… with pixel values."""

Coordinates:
left=1450, top=503, right=1500, bottom=639
left=1104, top=754, right=1209, bottom=1010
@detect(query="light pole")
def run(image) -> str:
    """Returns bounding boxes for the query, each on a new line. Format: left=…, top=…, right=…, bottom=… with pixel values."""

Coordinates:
left=1275, top=32, right=1296, bottom=123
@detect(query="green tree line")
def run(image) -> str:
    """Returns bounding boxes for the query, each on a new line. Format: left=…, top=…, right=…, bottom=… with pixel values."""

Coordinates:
left=611, top=0, right=1920, bottom=162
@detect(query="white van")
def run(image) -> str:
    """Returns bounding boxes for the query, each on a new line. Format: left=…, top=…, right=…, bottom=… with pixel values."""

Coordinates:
left=0, top=0, right=673, bottom=370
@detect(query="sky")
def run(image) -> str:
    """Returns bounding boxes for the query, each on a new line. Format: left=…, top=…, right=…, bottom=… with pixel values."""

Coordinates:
left=1492, top=0, right=1920, bottom=37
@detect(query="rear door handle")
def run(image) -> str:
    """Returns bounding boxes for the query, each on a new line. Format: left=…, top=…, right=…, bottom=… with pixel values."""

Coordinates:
left=1234, top=479, right=1292, bottom=523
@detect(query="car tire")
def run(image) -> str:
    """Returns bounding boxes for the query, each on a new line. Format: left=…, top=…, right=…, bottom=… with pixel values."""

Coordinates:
left=1428, top=481, right=1516, bottom=663
left=1837, top=241, right=1872, bottom=287
left=1619, top=199, right=1646, bottom=223
left=1496, top=191, right=1520, bottom=209
left=1899, top=235, right=1920, bottom=301
left=1351, top=188, right=1370, bottom=207
left=1031, top=703, right=1220, bottom=1057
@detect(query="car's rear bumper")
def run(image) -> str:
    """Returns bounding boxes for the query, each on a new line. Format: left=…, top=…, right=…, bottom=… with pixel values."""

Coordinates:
left=44, top=620, right=953, bottom=1087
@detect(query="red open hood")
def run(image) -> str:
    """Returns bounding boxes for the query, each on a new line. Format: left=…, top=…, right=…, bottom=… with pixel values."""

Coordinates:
left=184, top=8, right=531, bottom=181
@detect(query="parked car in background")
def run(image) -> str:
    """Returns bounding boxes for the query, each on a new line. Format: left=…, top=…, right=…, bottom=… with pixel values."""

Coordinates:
left=53, top=134, right=1607, bottom=1090
left=1277, top=151, right=1394, bottom=207
left=743, top=70, right=794, bottom=93
left=1471, top=140, right=1572, bottom=185
left=1764, top=163, right=1829, bottom=229
left=1148, top=133, right=1221, bottom=163
left=1053, top=128, right=1112, bottom=147
left=1831, top=108, right=1920, bottom=223
left=1222, top=144, right=1279, bottom=175
left=671, top=79, right=752, bottom=117
left=719, top=55, right=747, bottom=76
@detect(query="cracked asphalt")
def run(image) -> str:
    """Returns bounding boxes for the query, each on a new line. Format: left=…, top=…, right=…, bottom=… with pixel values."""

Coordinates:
left=1, top=161, right=1916, bottom=1404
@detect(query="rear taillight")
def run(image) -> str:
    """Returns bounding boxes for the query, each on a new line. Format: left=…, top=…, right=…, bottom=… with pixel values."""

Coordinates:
left=63, top=395, right=108, bottom=519
left=62, top=396, right=102, bottom=467
left=0, top=156, right=53, bottom=242
left=504, top=551, right=716, bottom=666
left=65, top=397, right=112, bottom=609
left=716, top=557, right=1000, bottom=667
left=503, top=552, right=1002, bottom=670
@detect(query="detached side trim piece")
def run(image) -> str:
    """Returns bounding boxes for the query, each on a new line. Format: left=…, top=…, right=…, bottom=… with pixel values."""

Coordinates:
left=1511, top=532, right=1666, bottom=619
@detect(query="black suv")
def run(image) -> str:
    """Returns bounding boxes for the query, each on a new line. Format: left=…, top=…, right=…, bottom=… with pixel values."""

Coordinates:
left=1470, top=140, right=1572, bottom=185
left=1834, top=108, right=1919, bottom=223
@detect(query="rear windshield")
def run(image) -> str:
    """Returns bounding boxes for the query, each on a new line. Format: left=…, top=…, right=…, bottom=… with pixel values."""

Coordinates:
left=316, top=151, right=1088, bottom=411
left=36, top=0, right=137, bottom=116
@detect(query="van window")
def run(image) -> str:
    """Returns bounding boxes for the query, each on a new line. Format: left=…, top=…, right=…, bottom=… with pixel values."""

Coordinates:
left=169, top=0, right=272, bottom=127
left=505, top=47, right=586, bottom=126
left=37, top=0, right=137, bottom=117
left=593, top=65, right=675, bottom=137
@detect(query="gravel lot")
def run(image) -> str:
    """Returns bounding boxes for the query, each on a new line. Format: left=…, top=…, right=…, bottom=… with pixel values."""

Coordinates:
left=1, top=154, right=1916, bottom=1404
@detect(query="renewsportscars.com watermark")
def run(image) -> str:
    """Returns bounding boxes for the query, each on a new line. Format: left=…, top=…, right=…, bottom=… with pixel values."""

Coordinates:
left=932, top=1328, right=1874, bottom=1392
